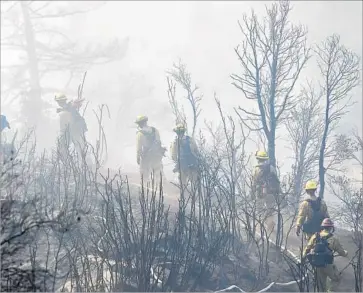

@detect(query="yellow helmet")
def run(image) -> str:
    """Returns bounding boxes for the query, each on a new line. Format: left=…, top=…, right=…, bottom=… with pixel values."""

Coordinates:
left=255, top=150, right=269, bottom=160
left=173, top=124, right=186, bottom=133
left=135, top=115, right=148, bottom=124
left=54, top=93, right=67, bottom=102
left=305, top=180, right=318, bottom=190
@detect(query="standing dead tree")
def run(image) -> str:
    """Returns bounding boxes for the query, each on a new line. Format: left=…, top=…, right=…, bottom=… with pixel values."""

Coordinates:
left=1, top=1, right=128, bottom=128
left=327, top=131, right=362, bottom=291
left=315, top=34, right=360, bottom=198
left=231, top=0, right=310, bottom=168
left=167, top=60, right=203, bottom=138
left=285, top=82, right=323, bottom=203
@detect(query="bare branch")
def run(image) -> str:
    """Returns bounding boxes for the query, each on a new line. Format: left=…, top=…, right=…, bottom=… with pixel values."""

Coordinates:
left=167, top=60, right=202, bottom=138
left=286, top=82, right=323, bottom=200
left=232, top=0, right=310, bottom=167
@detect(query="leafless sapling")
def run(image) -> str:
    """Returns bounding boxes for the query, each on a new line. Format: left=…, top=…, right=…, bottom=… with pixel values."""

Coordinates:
left=167, top=59, right=203, bottom=139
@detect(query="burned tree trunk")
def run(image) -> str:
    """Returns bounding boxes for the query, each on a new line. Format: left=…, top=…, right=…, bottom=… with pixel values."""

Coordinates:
left=20, top=1, right=43, bottom=127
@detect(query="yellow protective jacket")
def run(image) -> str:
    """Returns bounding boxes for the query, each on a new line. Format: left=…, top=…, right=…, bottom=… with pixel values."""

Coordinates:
left=252, top=163, right=277, bottom=182
left=57, top=103, right=87, bottom=137
left=170, top=135, right=198, bottom=163
left=136, top=126, right=161, bottom=162
left=252, top=163, right=278, bottom=196
left=296, top=195, right=329, bottom=228
left=303, top=230, right=348, bottom=258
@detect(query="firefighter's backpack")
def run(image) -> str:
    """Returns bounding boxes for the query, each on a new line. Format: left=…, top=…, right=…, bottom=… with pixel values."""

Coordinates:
left=307, top=233, right=334, bottom=267
left=1, top=115, right=9, bottom=131
left=71, top=109, right=88, bottom=132
left=140, top=127, right=164, bottom=155
left=178, top=136, right=197, bottom=170
left=302, top=198, right=326, bottom=234
left=256, top=163, right=280, bottom=194
left=61, top=105, right=88, bottom=132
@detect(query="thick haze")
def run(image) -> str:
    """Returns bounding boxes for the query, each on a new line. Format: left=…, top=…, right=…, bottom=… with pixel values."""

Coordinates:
left=1, top=1, right=362, bottom=187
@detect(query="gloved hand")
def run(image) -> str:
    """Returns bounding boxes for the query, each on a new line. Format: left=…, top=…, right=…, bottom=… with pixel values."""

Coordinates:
left=343, top=250, right=348, bottom=257
left=296, top=225, right=301, bottom=237
left=300, top=255, right=307, bottom=264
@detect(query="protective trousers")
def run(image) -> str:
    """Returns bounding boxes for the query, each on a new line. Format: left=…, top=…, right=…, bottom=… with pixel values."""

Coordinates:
left=315, top=264, right=341, bottom=292
left=140, top=155, right=163, bottom=186
left=178, top=168, right=199, bottom=190
left=265, top=194, right=276, bottom=233
left=59, top=129, right=87, bottom=160
left=255, top=191, right=276, bottom=225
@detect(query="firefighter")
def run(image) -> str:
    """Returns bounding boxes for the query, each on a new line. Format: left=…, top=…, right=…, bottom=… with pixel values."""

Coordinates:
left=1, top=114, right=10, bottom=132
left=302, top=218, right=348, bottom=292
left=135, top=115, right=165, bottom=184
left=252, top=150, right=279, bottom=230
left=170, top=124, right=199, bottom=189
left=55, top=93, right=88, bottom=159
left=296, top=180, right=330, bottom=240
left=252, top=150, right=279, bottom=198
left=0, top=114, right=13, bottom=163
